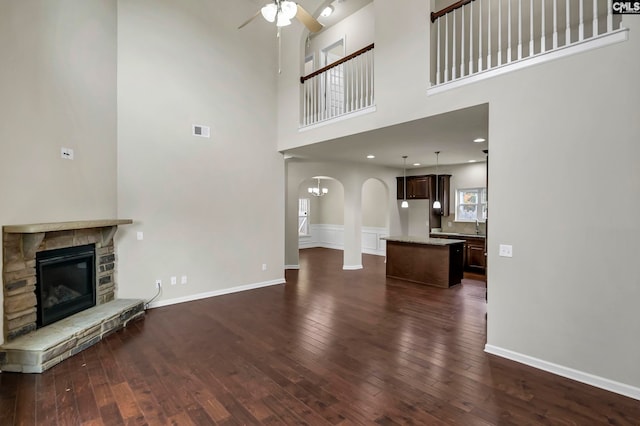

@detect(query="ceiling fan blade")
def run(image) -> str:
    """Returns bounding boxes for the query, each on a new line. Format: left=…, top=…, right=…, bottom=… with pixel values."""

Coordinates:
left=295, top=4, right=323, bottom=33
left=238, top=9, right=261, bottom=29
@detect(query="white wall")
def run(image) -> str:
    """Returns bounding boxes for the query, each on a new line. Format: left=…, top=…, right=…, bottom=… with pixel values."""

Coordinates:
left=0, top=0, right=118, bottom=345
left=279, top=0, right=640, bottom=396
left=362, top=178, right=388, bottom=228
left=297, top=176, right=388, bottom=255
left=116, top=0, right=285, bottom=306
left=287, top=160, right=402, bottom=269
left=305, top=3, right=375, bottom=63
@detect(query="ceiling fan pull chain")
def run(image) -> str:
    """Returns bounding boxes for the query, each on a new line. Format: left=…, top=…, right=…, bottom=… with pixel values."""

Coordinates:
left=277, top=27, right=282, bottom=74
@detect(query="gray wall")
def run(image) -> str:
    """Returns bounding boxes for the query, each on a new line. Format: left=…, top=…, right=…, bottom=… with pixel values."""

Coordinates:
left=0, top=0, right=118, bottom=345
left=116, top=0, right=285, bottom=303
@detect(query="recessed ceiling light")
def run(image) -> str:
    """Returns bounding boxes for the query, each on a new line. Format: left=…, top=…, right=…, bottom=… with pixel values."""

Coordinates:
left=413, top=163, right=421, bottom=166
left=473, top=138, right=486, bottom=143
left=468, top=160, right=477, bottom=163
left=321, top=6, right=334, bottom=17
left=366, top=154, right=375, bottom=159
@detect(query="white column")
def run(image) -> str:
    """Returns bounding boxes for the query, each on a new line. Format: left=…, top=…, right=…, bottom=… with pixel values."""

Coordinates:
left=342, top=180, right=363, bottom=270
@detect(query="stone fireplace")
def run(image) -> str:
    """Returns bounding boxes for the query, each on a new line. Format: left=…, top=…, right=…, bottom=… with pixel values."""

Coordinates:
left=1, top=220, right=144, bottom=373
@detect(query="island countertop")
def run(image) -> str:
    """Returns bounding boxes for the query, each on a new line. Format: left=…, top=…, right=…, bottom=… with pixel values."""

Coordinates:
left=382, top=236, right=465, bottom=245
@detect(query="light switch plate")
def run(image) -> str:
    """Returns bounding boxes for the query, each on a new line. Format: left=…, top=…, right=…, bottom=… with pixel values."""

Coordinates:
left=499, top=244, right=513, bottom=257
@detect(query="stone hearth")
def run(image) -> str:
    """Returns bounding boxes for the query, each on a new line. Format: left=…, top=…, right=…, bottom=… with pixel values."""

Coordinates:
left=0, top=299, right=144, bottom=373
left=1, top=219, right=144, bottom=373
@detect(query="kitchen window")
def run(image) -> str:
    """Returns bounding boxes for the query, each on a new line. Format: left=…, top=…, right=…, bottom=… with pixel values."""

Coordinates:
left=455, top=187, right=487, bottom=222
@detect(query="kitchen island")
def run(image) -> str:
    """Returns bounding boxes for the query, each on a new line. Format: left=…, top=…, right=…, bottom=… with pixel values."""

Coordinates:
left=382, top=236, right=465, bottom=288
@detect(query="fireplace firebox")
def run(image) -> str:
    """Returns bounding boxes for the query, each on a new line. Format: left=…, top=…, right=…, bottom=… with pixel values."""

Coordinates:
left=35, top=244, right=96, bottom=327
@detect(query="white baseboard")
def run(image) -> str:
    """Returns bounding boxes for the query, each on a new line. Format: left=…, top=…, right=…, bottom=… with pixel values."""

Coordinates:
left=485, top=344, right=640, bottom=401
left=298, top=224, right=387, bottom=256
left=147, top=279, right=285, bottom=309
left=285, top=264, right=300, bottom=270
left=343, top=264, right=363, bottom=270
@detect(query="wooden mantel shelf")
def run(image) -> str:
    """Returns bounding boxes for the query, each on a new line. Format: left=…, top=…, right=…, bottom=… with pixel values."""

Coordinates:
left=3, top=219, right=133, bottom=234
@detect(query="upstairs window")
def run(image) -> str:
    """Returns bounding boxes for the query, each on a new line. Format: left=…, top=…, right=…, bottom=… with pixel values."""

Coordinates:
left=455, top=188, right=487, bottom=222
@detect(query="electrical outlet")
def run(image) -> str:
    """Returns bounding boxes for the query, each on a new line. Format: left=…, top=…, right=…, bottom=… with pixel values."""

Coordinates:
left=262, top=263, right=267, bottom=271
left=136, top=231, right=144, bottom=240
left=61, top=147, right=74, bottom=160
left=171, top=276, right=177, bottom=285
left=155, top=279, right=162, bottom=289
left=181, top=275, right=187, bottom=284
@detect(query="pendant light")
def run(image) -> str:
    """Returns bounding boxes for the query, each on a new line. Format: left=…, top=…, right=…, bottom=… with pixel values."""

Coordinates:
left=433, top=151, right=442, bottom=210
left=401, top=156, right=409, bottom=208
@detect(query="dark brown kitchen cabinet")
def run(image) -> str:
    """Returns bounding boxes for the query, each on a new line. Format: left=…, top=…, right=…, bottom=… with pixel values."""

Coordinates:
left=396, top=175, right=450, bottom=212
left=430, top=234, right=486, bottom=275
left=397, top=175, right=429, bottom=199
left=465, top=237, right=486, bottom=273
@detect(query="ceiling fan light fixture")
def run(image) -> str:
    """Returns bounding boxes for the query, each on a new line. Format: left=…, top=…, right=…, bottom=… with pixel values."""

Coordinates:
left=276, top=13, right=292, bottom=26
left=321, top=6, right=334, bottom=17
left=261, top=4, right=277, bottom=22
left=281, top=1, right=298, bottom=19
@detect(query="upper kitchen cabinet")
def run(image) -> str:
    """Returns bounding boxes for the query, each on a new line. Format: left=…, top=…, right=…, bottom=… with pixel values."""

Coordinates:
left=397, top=175, right=429, bottom=200
left=397, top=174, right=451, bottom=216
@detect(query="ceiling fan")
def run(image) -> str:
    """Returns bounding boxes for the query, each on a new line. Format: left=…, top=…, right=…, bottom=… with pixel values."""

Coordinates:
left=238, top=1, right=323, bottom=33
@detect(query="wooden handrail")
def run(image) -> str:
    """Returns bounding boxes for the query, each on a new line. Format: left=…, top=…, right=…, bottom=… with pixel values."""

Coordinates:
left=300, top=43, right=374, bottom=83
left=430, top=0, right=475, bottom=23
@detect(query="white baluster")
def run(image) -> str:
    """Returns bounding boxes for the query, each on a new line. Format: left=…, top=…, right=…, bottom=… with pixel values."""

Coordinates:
left=369, top=49, right=376, bottom=105
left=366, top=55, right=370, bottom=107
left=566, top=0, right=571, bottom=45
left=553, top=0, right=558, bottom=49
left=607, top=0, right=613, bottom=32
left=518, top=0, right=522, bottom=60
left=507, top=0, right=512, bottom=63
left=364, top=54, right=368, bottom=107
left=541, top=0, right=546, bottom=53
left=478, top=0, right=483, bottom=71
left=354, top=57, right=359, bottom=111
left=461, top=7, right=466, bottom=77
left=487, top=0, right=491, bottom=70
left=469, top=2, right=474, bottom=74
left=593, top=0, right=598, bottom=37
left=452, top=10, right=457, bottom=80
left=356, top=56, right=365, bottom=109
left=436, top=19, right=441, bottom=85
left=529, top=0, right=534, bottom=56
left=579, top=0, right=584, bottom=41
left=498, top=0, right=502, bottom=66
left=364, top=53, right=369, bottom=107
left=445, top=14, right=449, bottom=82
left=312, top=76, right=316, bottom=124
left=304, top=80, right=308, bottom=125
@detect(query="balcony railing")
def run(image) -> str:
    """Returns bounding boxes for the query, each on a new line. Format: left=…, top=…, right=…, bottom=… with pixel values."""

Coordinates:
left=300, top=43, right=374, bottom=127
left=431, top=0, right=624, bottom=87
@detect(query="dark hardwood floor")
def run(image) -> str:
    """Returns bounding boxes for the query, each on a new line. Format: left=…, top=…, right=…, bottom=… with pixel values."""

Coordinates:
left=1, top=248, right=638, bottom=425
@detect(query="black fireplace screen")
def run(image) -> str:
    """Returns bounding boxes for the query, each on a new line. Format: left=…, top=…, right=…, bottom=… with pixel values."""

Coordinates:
left=35, top=244, right=96, bottom=327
